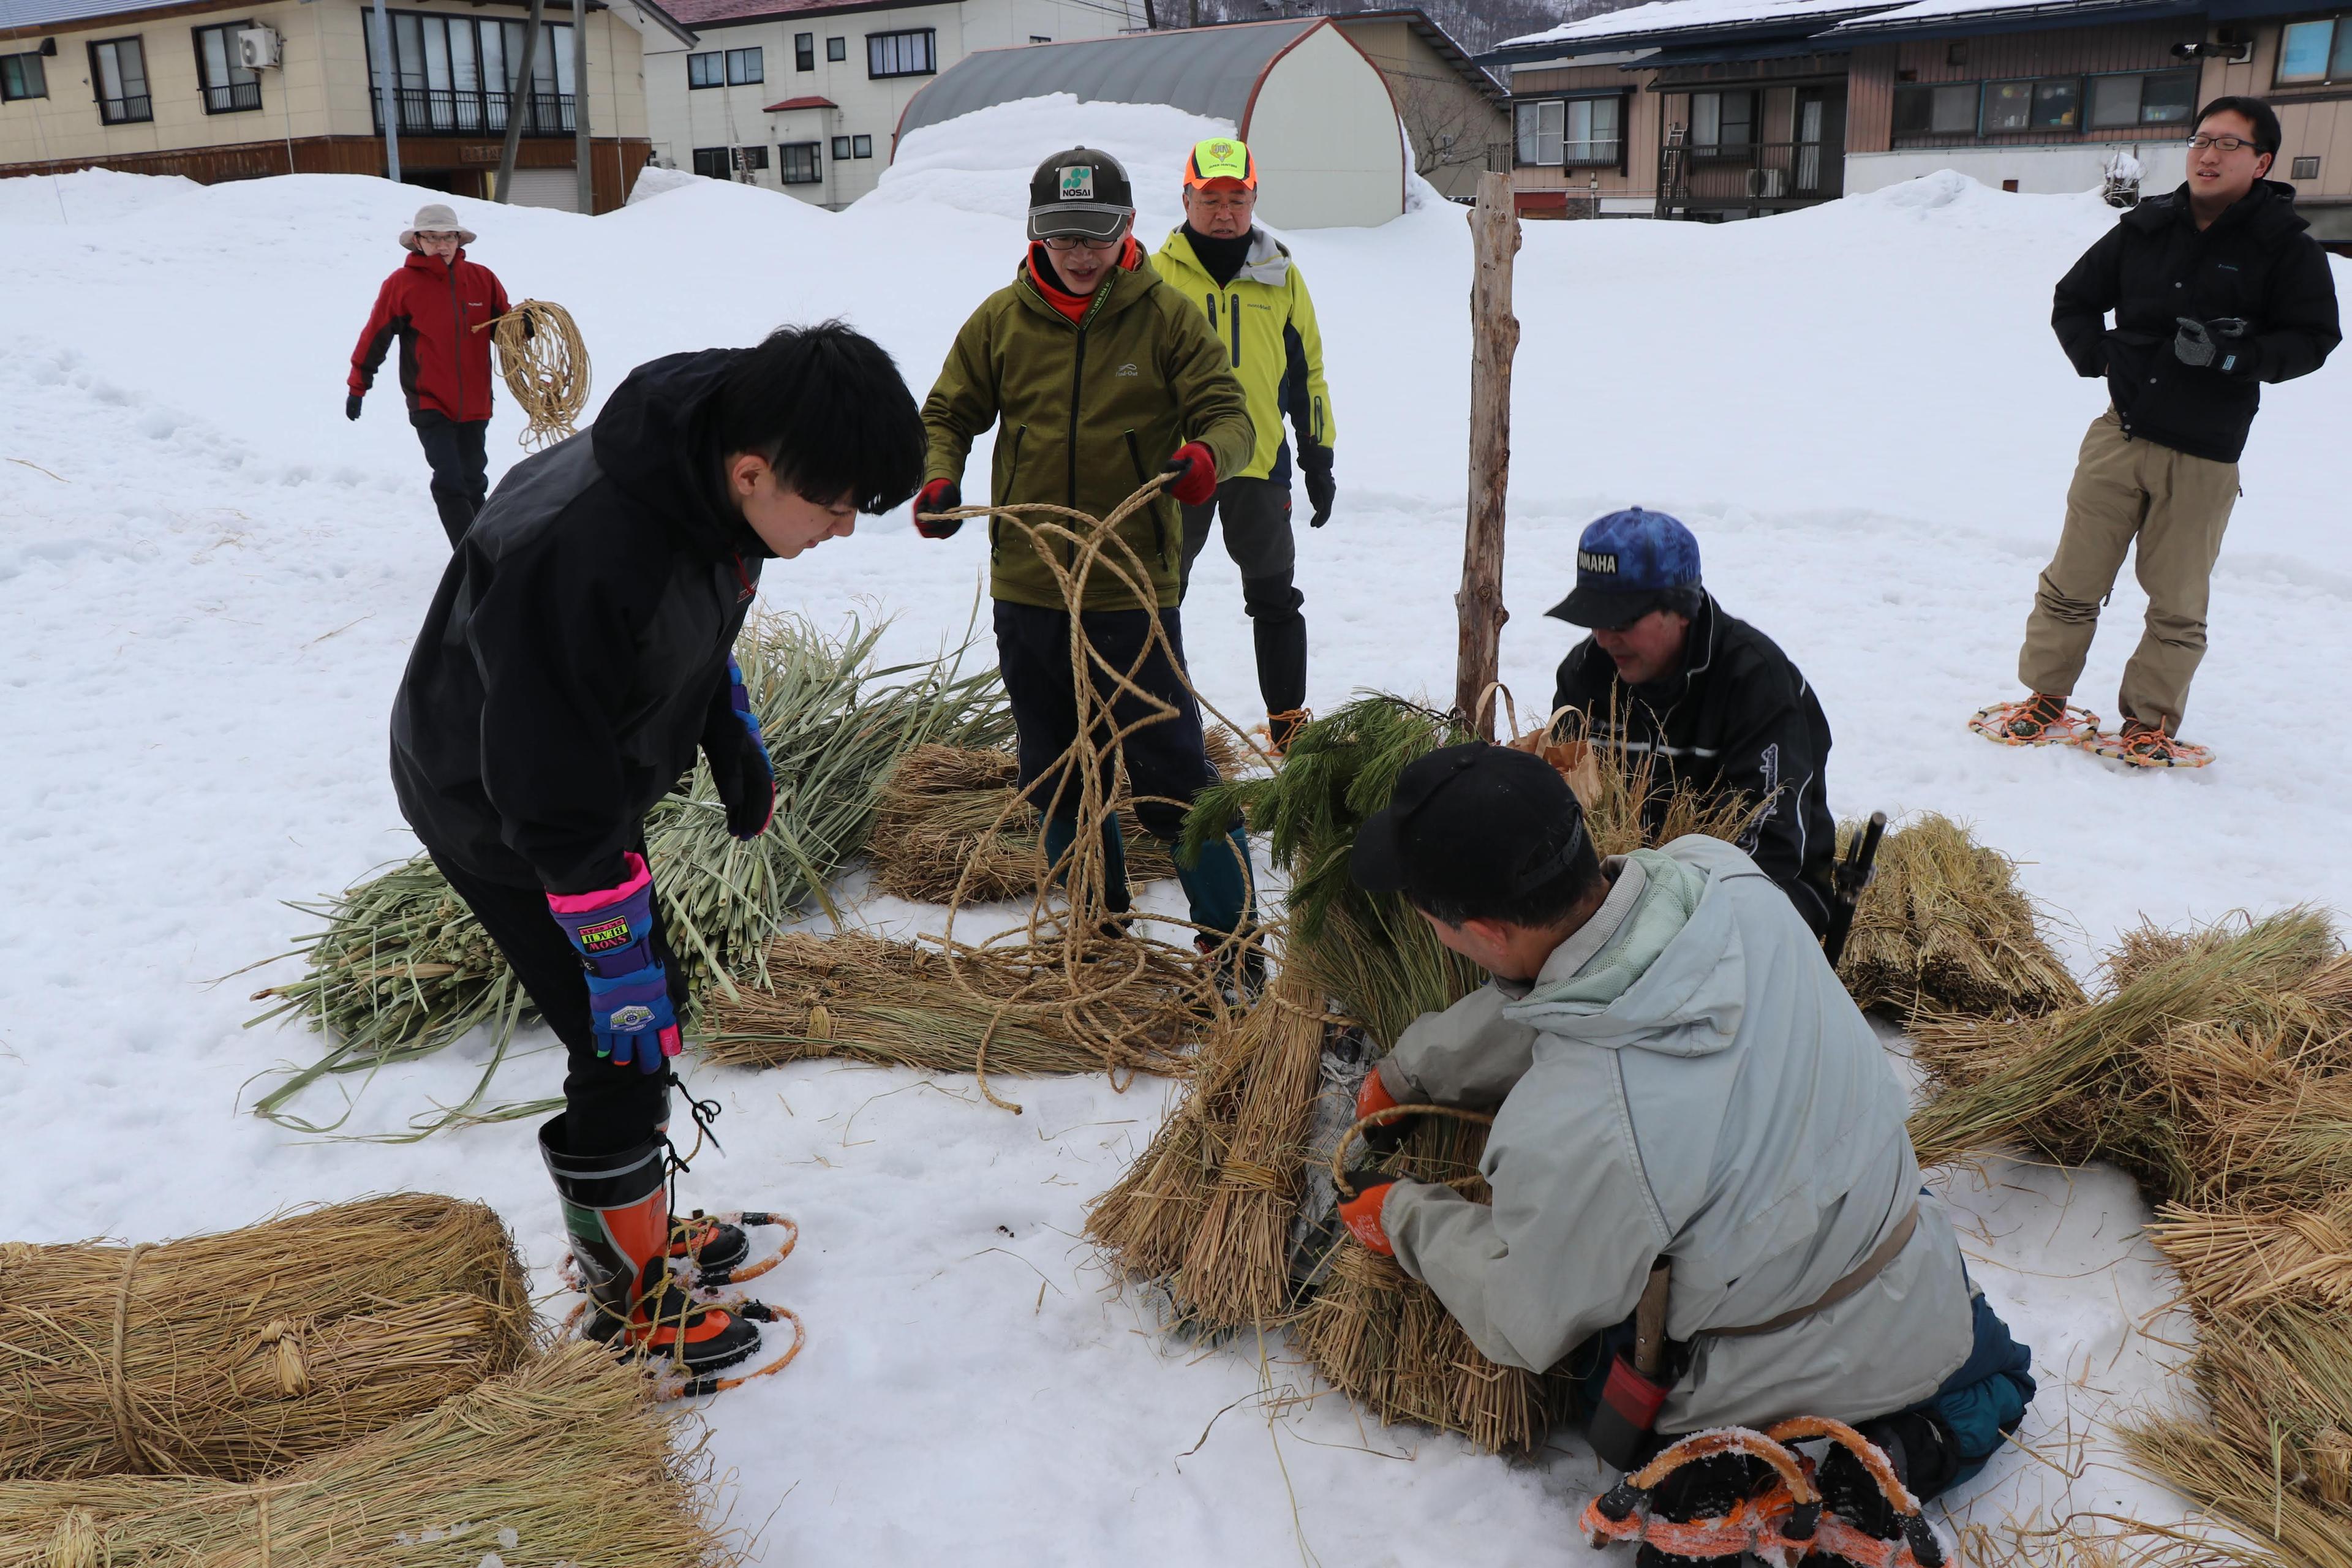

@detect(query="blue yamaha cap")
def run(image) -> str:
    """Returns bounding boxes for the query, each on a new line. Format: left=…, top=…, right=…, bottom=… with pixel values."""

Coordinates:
left=1546, top=507, right=1702, bottom=630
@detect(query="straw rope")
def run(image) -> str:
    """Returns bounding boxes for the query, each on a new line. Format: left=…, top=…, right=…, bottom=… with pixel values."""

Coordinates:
left=1330, top=1105, right=1498, bottom=1196
left=479, top=300, right=590, bottom=450
left=106, top=1244, right=155, bottom=1476
left=916, top=475, right=1277, bottom=1114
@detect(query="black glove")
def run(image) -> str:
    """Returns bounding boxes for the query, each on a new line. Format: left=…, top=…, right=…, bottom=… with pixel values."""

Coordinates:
left=2174, top=317, right=2254, bottom=376
left=914, top=477, right=963, bottom=540
left=345, top=393, right=364, bottom=421
left=1299, top=443, right=1335, bottom=528
left=703, top=654, right=774, bottom=841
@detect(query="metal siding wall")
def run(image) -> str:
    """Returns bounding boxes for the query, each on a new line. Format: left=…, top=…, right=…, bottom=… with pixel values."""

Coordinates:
left=1507, top=64, right=1652, bottom=200
left=1849, top=42, right=1896, bottom=152
left=1250, top=23, right=1403, bottom=227
left=1882, top=18, right=2205, bottom=146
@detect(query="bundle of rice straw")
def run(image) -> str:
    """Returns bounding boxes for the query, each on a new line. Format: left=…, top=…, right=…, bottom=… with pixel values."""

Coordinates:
left=1903, top=910, right=2352, bottom=1566
left=247, top=612, right=1014, bottom=1137
left=1835, top=813, right=2083, bottom=1022
left=866, top=729, right=1247, bottom=905
left=0, top=1194, right=531, bottom=1482
left=700, top=929, right=1200, bottom=1080
left=0, top=1344, right=725, bottom=1568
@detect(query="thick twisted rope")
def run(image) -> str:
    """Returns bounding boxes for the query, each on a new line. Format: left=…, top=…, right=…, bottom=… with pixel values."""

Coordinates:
left=478, top=300, right=590, bottom=450
left=917, top=477, right=1277, bottom=1112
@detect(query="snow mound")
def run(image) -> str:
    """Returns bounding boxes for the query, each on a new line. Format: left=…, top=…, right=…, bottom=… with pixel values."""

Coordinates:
left=866, top=93, right=1231, bottom=236
left=627, top=164, right=707, bottom=205
left=0, top=167, right=203, bottom=225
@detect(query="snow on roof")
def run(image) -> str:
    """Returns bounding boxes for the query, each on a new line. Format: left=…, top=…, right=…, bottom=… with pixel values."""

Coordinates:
left=1825, top=0, right=2193, bottom=33
left=1491, top=0, right=1896, bottom=52
left=895, top=19, right=1319, bottom=143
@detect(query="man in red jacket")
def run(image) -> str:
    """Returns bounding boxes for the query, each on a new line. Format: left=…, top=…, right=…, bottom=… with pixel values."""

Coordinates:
left=349, top=202, right=513, bottom=546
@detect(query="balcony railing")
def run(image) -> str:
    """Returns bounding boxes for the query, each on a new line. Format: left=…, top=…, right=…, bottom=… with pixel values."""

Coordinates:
left=1659, top=138, right=1844, bottom=213
left=97, top=93, right=153, bottom=125
left=202, top=80, right=263, bottom=114
left=371, top=86, right=575, bottom=137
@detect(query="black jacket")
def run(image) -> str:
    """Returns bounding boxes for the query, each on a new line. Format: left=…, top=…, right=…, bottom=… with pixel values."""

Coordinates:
left=1550, top=595, right=1836, bottom=934
left=390, top=350, right=769, bottom=894
left=2052, top=179, right=2340, bottom=464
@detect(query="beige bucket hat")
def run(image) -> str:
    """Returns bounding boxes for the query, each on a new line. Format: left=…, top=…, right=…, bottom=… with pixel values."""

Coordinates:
left=399, top=202, right=478, bottom=250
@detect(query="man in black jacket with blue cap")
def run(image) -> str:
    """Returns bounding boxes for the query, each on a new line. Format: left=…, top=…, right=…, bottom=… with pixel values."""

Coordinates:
left=1548, top=507, right=1837, bottom=935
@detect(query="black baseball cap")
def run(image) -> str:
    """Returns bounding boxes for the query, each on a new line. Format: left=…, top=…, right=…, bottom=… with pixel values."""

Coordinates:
left=1351, top=743, right=1589, bottom=907
left=1027, top=147, right=1134, bottom=242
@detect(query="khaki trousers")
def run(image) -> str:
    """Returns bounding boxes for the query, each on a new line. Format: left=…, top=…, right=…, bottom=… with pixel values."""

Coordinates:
left=2017, top=410, right=2239, bottom=733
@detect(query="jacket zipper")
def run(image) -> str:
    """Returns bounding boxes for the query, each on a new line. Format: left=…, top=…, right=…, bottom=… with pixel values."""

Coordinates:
left=729, top=552, right=755, bottom=603
left=447, top=261, right=467, bottom=422
left=1229, top=292, right=1242, bottom=368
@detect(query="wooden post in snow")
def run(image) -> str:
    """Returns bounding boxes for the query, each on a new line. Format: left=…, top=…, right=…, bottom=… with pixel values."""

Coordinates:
left=1455, top=170, right=1521, bottom=741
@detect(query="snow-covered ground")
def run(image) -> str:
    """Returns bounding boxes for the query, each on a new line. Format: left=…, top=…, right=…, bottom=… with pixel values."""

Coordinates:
left=6, top=105, right=2346, bottom=1562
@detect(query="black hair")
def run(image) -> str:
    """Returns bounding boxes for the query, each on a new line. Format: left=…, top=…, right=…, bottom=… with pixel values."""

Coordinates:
left=2195, top=95, right=2282, bottom=158
left=1404, top=832, right=1605, bottom=931
left=711, top=320, right=925, bottom=514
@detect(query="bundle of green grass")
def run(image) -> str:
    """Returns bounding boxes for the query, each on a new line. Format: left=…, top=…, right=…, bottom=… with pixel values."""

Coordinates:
left=246, top=614, right=1014, bottom=1137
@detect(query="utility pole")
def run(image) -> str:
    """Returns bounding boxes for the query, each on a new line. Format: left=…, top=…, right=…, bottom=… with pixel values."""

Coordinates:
left=1454, top=171, right=1521, bottom=739
left=491, top=0, right=545, bottom=202
left=371, top=0, right=401, bottom=181
left=572, top=0, right=592, bottom=212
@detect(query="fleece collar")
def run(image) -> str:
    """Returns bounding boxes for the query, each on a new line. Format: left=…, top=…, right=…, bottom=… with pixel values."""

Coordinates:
left=1023, top=236, right=1146, bottom=325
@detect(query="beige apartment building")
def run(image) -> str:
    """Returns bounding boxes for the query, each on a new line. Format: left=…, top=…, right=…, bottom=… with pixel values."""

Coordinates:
left=0, top=0, right=690, bottom=211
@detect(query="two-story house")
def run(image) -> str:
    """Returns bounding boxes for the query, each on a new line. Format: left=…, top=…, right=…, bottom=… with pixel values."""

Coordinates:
left=644, top=0, right=1144, bottom=208
left=0, top=0, right=690, bottom=209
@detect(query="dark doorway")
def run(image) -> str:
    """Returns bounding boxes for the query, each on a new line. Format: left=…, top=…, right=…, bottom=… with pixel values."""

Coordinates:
left=403, top=168, right=486, bottom=199
left=1793, top=88, right=1847, bottom=197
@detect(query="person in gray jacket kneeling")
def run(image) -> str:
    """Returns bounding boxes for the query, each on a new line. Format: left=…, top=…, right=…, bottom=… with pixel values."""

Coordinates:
left=1336, top=743, right=2034, bottom=1563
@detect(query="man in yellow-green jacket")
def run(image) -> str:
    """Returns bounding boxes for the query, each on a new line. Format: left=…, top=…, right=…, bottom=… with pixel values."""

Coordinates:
left=1152, top=137, right=1336, bottom=757
left=916, top=146, right=1262, bottom=977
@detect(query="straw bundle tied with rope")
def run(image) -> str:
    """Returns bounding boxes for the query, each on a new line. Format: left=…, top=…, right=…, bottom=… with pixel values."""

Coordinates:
left=245, top=613, right=1013, bottom=1138
left=864, top=728, right=1248, bottom=905
left=1902, top=910, right=2352, bottom=1567
left=0, top=1344, right=725, bottom=1568
left=484, top=300, right=590, bottom=450
left=699, top=930, right=1199, bottom=1080
left=1834, top=812, right=2084, bottom=1023
left=0, top=1195, right=531, bottom=1482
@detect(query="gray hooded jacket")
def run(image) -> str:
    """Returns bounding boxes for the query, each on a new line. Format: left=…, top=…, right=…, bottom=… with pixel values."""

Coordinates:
left=1378, top=835, right=1974, bottom=1433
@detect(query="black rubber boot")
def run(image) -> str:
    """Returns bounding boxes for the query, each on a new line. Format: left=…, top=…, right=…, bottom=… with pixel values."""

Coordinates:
left=668, top=1213, right=749, bottom=1278
left=1801, top=1417, right=1949, bottom=1568
left=539, top=1117, right=760, bottom=1377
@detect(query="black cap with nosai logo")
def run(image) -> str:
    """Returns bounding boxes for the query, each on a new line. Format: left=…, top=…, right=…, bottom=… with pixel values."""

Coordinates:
left=1028, top=147, right=1134, bottom=243
left=1349, top=743, right=1589, bottom=911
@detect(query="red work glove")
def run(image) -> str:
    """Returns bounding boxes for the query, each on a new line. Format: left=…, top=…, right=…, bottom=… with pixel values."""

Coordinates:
left=1354, top=1065, right=1418, bottom=1156
left=1161, top=442, right=1217, bottom=506
left=914, top=477, right=963, bottom=539
left=1338, top=1177, right=1398, bottom=1256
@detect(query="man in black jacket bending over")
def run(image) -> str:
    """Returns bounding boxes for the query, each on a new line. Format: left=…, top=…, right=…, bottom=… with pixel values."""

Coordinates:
left=1980, top=95, right=2339, bottom=768
left=1548, top=506, right=1836, bottom=935
left=390, top=322, right=924, bottom=1379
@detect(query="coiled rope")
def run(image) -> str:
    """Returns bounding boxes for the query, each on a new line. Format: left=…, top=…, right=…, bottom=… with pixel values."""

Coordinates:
left=479, top=300, right=590, bottom=451
left=917, top=475, right=1278, bottom=1114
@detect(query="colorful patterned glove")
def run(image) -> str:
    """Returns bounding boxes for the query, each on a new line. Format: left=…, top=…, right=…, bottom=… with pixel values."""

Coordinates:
left=704, top=654, right=774, bottom=842
left=546, top=852, right=681, bottom=1074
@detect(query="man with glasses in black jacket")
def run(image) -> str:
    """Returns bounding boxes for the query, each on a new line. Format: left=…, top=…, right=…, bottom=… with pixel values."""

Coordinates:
left=1977, top=95, right=2339, bottom=768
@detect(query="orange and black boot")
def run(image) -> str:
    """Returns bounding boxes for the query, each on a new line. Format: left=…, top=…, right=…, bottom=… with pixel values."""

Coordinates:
left=668, top=1212, right=749, bottom=1280
left=539, top=1117, right=760, bottom=1376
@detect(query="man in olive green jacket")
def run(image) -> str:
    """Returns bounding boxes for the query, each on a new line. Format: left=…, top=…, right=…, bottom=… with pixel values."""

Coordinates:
left=916, top=148, right=1261, bottom=963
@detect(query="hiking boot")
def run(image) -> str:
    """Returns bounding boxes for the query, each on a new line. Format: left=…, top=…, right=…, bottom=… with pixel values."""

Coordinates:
left=1265, top=708, right=1312, bottom=761
left=1969, top=693, right=2100, bottom=748
left=2095, top=718, right=2214, bottom=769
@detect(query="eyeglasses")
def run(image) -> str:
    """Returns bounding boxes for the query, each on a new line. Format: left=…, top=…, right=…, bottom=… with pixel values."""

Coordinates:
left=1041, top=233, right=1121, bottom=252
left=417, top=231, right=462, bottom=242
left=2187, top=134, right=2257, bottom=153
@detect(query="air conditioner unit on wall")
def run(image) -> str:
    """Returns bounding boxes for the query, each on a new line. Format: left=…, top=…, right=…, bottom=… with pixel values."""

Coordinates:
left=1747, top=167, right=1787, bottom=198
left=237, top=27, right=281, bottom=69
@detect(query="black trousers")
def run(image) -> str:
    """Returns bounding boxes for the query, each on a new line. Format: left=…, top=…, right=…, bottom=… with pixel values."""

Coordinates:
left=993, top=599, right=1215, bottom=843
left=1178, top=475, right=1307, bottom=719
left=415, top=414, right=490, bottom=548
left=428, top=840, right=680, bottom=1157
